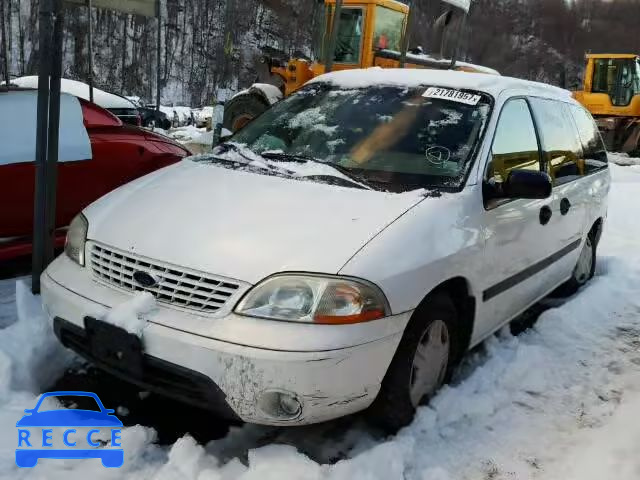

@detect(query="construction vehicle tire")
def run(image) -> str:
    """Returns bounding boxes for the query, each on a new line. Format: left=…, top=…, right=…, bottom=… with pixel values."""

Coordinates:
left=223, top=93, right=270, bottom=133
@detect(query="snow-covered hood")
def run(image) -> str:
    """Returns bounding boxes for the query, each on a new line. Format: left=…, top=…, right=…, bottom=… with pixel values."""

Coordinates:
left=84, top=160, right=425, bottom=284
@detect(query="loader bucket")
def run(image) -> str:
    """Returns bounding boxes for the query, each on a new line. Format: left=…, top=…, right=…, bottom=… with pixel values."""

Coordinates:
left=596, top=117, right=640, bottom=157
left=620, top=120, right=640, bottom=156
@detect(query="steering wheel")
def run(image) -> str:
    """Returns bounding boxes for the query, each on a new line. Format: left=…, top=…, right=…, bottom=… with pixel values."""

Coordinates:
left=336, top=39, right=355, bottom=58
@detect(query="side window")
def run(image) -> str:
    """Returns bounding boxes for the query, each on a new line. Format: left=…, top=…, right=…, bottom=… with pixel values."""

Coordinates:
left=569, top=105, right=608, bottom=174
left=488, top=99, right=540, bottom=183
left=334, top=8, right=364, bottom=64
left=592, top=58, right=617, bottom=96
left=373, top=6, right=405, bottom=51
left=529, top=98, right=583, bottom=186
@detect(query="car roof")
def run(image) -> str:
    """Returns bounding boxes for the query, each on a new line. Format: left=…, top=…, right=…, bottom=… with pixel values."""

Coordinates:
left=310, top=68, right=575, bottom=103
left=11, top=76, right=137, bottom=110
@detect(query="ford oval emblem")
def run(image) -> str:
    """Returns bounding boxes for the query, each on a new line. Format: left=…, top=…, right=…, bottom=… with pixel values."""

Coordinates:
left=133, top=271, right=160, bottom=288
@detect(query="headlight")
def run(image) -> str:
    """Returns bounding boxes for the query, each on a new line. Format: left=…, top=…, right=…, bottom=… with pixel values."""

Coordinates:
left=64, top=213, right=88, bottom=266
left=235, top=274, right=390, bottom=324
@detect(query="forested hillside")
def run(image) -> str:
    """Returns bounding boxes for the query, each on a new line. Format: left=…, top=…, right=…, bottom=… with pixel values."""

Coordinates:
left=1, top=0, right=640, bottom=106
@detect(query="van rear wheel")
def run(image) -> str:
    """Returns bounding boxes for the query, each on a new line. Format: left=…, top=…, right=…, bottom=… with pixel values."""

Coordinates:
left=367, top=292, right=458, bottom=433
left=555, top=235, right=596, bottom=297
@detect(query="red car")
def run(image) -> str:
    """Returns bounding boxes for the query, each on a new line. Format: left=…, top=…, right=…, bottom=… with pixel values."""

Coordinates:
left=0, top=90, right=191, bottom=261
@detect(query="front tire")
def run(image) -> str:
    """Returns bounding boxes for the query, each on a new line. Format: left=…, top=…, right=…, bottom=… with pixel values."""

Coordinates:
left=367, top=293, right=459, bottom=433
left=223, top=93, right=269, bottom=132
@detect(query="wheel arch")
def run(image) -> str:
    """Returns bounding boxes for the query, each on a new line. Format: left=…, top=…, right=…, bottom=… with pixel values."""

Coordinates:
left=415, top=276, right=476, bottom=359
left=590, top=217, right=605, bottom=246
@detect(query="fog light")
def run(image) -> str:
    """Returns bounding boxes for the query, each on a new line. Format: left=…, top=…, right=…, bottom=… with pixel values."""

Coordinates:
left=258, top=391, right=302, bottom=419
left=279, top=393, right=301, bottom=416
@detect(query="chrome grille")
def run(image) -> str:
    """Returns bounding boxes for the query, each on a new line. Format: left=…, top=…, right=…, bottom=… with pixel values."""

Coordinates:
left=89, top=243, right=241, bottom=314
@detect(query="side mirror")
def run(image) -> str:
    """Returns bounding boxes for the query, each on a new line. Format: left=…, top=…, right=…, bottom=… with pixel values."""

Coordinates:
left=502, top=169, right=552, bottom=199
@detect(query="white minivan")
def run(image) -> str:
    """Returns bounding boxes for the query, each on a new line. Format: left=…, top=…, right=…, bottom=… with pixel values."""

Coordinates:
left=42, top=69, right=610, bottom=431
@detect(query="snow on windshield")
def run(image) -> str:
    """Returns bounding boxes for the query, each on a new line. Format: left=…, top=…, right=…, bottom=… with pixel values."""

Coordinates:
left=228, top=83, right=492, bottom=192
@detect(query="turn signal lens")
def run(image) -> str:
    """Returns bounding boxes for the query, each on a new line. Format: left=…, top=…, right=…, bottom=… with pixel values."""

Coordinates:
left=314, top=282, right=386, bottom=324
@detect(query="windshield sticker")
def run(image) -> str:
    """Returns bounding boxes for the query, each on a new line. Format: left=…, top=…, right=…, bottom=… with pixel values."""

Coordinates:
left=423, top=87, right=481, bottom=106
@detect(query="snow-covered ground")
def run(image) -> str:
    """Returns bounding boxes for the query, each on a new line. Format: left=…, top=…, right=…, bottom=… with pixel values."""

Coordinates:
left=0, top=158, right=639, bottom=479
left=164, top=125, right=215, bottom=155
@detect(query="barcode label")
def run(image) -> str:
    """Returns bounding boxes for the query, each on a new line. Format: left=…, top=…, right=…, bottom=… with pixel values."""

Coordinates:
left=423, top=87, right=481, bottom=106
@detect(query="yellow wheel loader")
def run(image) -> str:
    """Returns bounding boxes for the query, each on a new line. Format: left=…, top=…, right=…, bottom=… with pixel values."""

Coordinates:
left=223, top=0, right=498, bottom=133
left=574, top=54, right=640, bottom=156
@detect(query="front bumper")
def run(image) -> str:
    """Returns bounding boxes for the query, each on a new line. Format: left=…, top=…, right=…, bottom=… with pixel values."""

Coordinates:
left=41, top=256, right=410, bottom=426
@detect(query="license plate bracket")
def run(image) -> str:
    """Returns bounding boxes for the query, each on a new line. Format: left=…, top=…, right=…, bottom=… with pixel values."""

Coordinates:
left=84, top=317, right=144, bottom=377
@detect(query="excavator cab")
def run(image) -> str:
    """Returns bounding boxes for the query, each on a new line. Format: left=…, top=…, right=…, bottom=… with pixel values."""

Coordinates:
left=589, top=55, right=640, bottom=108
left=574, top=54, right=640, bottom=154
left=223, top=0, right=494, bottom=133
left=310, top=0, right=407, bottom=67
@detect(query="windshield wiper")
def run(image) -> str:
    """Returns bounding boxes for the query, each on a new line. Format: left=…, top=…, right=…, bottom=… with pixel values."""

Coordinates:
left=260, top=152, right=374, bottom=190
left=214, top=142, right=263, bottom=164
left=211, top=143, right=296, bottom=176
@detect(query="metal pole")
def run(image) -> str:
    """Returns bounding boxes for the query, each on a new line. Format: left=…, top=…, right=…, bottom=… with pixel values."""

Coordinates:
left=155, top=0, right=161, bottom=112
left=399, top=1, right=414, bottom=68
left=324, top=0, right=342, bottom=73
left=87, top=0, right=94, bottom=102
left=448, top=13, right=466, bottom=70
left=0, top=0, right=9, bottom=86
left=44, top=0, right=64, bottom=266
left=31, top=0, right=54, bottom=294
left=212, top=0, right=233, bottom=147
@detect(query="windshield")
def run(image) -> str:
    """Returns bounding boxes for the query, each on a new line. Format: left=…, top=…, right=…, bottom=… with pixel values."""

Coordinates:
left=223, top=84, right=491, bottom=192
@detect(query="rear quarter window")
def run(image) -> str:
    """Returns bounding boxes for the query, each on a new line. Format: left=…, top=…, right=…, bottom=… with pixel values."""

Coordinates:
left=528, top=98, right=584, bottom=186
left=568, top=105, right=608, bottom=174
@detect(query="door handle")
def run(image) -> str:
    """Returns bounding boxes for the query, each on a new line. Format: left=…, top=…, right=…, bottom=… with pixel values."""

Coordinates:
left=560, top=198, right=572, bottom=216
left=539, top=205, right=552, bottom=225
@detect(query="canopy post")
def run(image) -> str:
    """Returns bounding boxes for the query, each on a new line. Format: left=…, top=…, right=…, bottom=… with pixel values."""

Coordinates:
left=399, top=0, right=415, bottom=68
left=155, top=0, right=161, bottom=112
left=87, top=0, right=94, bottom=102
left=31, top=0, right=55, bottom=294
left=44, top=0, right=65, bottom=266
left=0, top=0, right=9, bottom=86
left=212, top=0, right=234, bottom=147
left=324, top=0, right=342, bottom=73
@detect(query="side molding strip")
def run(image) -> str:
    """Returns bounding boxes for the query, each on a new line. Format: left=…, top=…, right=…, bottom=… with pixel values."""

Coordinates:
left=483, top=239, right=582, bottom=302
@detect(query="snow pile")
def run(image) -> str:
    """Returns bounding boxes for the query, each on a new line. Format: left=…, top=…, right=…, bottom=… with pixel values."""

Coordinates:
left=103, top=292, right=156, bottom=336
left=167, top=125, right=214, bottom=154
left=159, top=106, right=194, bottom=126
left=169, top=125, right=213, bottom=146
left=0, top=280, right=73, bottom=396
left=195, top=106, right=214, bottom=125
left=0, top=165, right=639, bottom=478
left=609, top=152, right=640, bottom=167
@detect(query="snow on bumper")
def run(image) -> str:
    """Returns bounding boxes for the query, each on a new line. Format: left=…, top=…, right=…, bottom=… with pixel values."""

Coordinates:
left=41, top=257, right=408, bottom=426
